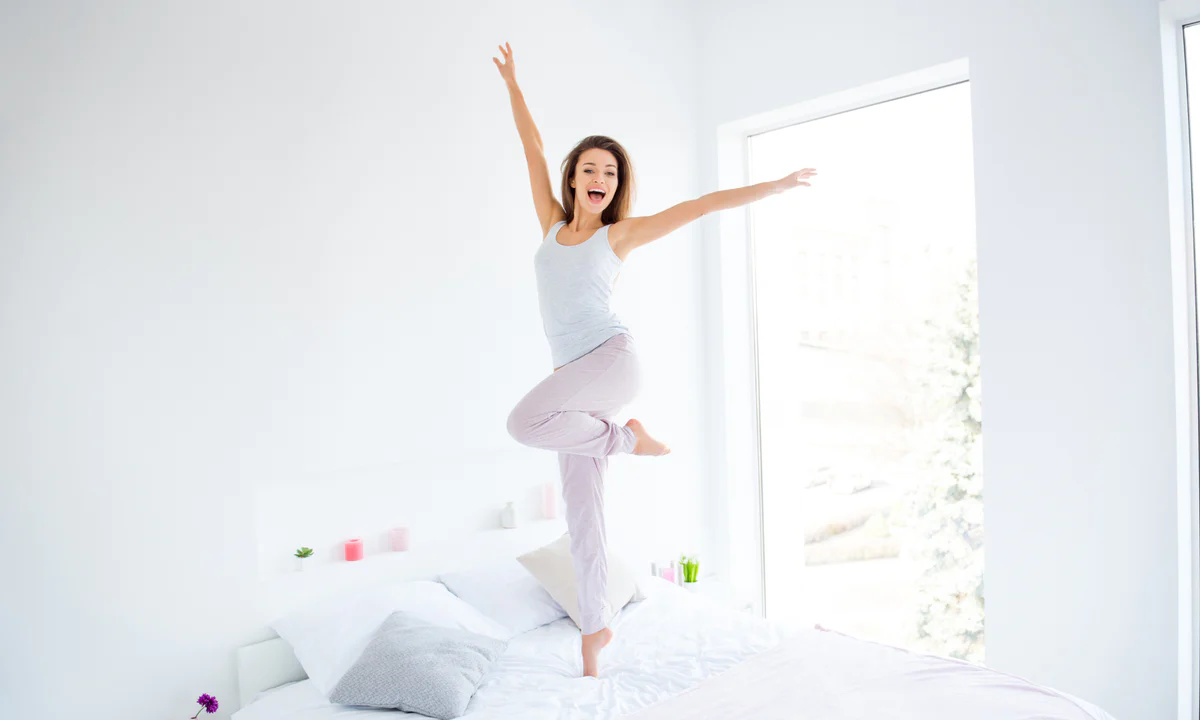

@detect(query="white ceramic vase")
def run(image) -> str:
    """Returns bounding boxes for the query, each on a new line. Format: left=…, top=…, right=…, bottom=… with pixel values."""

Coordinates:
left=500, top=501, right=517, bottom=529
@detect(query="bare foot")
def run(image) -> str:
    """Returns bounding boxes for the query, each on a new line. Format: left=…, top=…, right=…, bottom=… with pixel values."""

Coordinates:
left=581, top=627, right=614, bottom=678
left=626, top=419, right=671, bottom=456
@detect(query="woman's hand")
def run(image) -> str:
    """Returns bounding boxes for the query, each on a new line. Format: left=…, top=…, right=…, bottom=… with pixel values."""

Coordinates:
left=493, top=42, right=517, bottom=88
left=772, top=168, right=818, bottom=193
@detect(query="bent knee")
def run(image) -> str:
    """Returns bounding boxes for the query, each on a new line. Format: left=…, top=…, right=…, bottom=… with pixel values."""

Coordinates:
left=507, top=404, right=556, bottom=447
left=506, top=405, right=530, bottom=444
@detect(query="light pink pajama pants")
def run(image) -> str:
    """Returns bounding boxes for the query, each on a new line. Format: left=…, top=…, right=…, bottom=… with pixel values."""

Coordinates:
left=506, top=333, right=640, bottom=635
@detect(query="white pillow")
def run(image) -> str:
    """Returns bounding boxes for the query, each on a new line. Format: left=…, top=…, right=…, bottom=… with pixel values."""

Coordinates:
left=439, top=559, right=568, bottom=639
left=269, top=580, right=509, bottom=698
left=516, top=534, right=643, bottom=632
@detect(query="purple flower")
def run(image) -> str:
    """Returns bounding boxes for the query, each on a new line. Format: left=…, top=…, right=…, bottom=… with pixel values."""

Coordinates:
left=191, top=694, right=219, bottom=718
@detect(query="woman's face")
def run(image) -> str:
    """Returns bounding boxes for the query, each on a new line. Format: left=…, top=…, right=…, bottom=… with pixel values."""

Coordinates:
left=572, top=148, right=619, bottom=216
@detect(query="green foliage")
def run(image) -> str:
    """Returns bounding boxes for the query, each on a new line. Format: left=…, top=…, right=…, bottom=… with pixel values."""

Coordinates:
left=679, top=555, right=700, bottom=583
left=294, top=547, right=315, bottom=559
left=901, top=258, right=984, bottom=664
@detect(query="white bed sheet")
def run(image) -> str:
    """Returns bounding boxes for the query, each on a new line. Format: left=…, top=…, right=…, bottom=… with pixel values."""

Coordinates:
left=232, top=582, right=779, bottom=719
left=625, top=625, right=1117, bottom=720
left=232, top=583, right=1117, bottom=720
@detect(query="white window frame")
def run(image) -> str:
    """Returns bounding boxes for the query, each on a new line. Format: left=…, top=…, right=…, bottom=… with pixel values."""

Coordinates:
left=712, top=58, right=970, bottom=617
left=1159, top=3, right=1200, bottom=719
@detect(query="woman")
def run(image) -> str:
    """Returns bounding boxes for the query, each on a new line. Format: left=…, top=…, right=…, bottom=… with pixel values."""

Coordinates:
left=495, top=42, right=815, bottom=678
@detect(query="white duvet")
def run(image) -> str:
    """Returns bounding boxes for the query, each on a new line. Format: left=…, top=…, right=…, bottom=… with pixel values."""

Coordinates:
left=233, top=582, right=1116, bottom=720
left=625, top=625, right=1117, bottom=720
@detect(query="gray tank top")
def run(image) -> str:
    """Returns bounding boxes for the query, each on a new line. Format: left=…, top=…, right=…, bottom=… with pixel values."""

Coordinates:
left=534, top=220, right=630, bottom=368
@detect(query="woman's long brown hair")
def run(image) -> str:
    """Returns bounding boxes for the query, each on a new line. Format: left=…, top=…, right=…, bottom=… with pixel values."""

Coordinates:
left=560, top=135, right=635, bottom=226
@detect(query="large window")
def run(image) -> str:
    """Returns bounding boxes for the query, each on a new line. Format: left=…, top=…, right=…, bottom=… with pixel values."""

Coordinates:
left=748, top=82, right=982, bottom=661
left=1169, top=11, right=1200, bottom=716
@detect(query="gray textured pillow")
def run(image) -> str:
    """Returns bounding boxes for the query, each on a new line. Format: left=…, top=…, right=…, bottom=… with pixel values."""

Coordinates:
left=329, top=611, right=506, bottom=719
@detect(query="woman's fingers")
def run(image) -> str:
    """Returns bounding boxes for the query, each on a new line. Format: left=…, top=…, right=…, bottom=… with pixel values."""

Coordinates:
left=778, top=170, right=816, bottom=190
left=494, top=43, right=514, bottom=78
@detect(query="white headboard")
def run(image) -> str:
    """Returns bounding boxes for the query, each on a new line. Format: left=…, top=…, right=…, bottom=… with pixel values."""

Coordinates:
left=238, top=517, right=571, bottom=708
left=236, top=636, right=306, bottom=707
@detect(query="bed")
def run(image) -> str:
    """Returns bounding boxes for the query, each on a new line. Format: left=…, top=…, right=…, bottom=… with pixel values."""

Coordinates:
left=232, top=578, right=1118, bottom=719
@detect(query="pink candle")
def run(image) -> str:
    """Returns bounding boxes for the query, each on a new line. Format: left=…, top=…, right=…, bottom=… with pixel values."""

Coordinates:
left=542, top=482, right=557, bottom=519
left=389, top=527, right=410, bottom=552
left=344, top=538, right=364, bottom=562
left=662, top=567, right=675, bottom=583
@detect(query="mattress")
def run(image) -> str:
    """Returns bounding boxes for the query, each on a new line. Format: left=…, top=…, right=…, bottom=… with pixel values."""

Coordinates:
left=233, top=583, right=779, bottom=719
left=232, top=583, right=1116, bottom=719
left=626, top=625, right=1118, bottom=720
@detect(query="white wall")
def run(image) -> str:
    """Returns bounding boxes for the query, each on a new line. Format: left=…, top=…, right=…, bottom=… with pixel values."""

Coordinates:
left=0, top=1, right=707, bottom=717
left=696, top=1, right=1178, bottom=718
left=2, top=0, right=1184, bottom=717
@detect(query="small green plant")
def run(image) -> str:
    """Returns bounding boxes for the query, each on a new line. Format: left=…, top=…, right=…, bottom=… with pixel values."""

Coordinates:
left=679, top=554, right=699, bottom=583
left=294, top=547, right=314, bottom=559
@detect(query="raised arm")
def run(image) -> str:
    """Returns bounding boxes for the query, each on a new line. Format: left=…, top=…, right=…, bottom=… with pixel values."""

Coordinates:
left=610, top=169, right=817, bottom=258
left=493, top=42, right=565, bottom=238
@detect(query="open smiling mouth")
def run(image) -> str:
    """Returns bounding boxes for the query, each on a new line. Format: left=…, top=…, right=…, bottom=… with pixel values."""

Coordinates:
left=587, top=188, right=606, bottom=204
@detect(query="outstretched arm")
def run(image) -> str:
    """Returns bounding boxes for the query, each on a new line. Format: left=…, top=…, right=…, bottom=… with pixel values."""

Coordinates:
left=494, top=42, right=565, bottom=238
left=611, top=169, right=817, bottom=258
